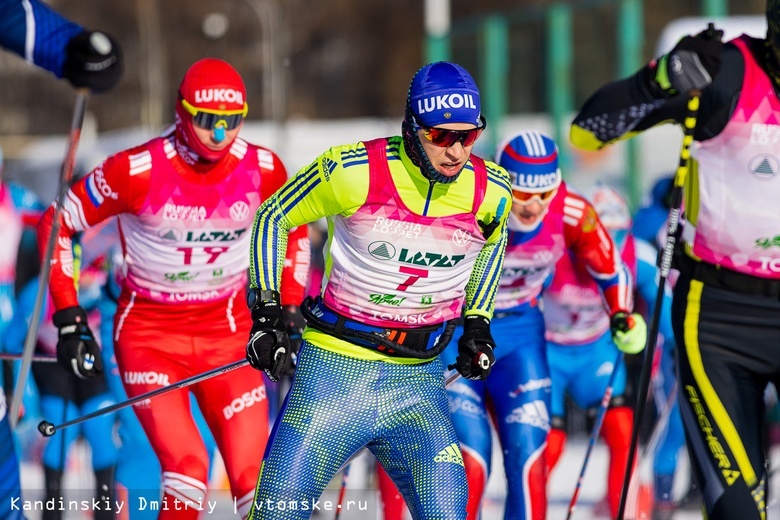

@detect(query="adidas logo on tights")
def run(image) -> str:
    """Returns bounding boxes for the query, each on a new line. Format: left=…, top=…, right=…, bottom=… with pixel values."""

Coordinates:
left=433, top=443, right=464, bottom=466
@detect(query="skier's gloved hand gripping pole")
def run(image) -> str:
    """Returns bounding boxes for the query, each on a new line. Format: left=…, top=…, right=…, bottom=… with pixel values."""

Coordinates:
left=449, top=315, right=496, bottom=380
left=245, top=289, right=292, bottom=382
left=62, top=31, right=123, bottom=92
left=53, top=306, right=104, bottom=378
left=616, top=23, right=722, bottom=520
left=38, top=358, right=249, bottom=437
left=9, top=90, right=89, bottom=429
left=610, top=312, right=647, bottom=355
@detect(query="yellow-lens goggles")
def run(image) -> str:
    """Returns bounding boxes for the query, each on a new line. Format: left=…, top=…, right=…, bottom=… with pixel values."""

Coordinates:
left=180, top=99, right=248, bottom=130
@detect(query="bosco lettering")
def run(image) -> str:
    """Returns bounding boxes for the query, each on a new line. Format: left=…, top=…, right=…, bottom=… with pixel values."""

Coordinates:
left=223, top=385, right=266, bottom=420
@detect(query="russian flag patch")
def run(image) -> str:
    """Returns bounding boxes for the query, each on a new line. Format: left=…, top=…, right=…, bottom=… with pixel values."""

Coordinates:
left=86, top=175, right=104, bottom=207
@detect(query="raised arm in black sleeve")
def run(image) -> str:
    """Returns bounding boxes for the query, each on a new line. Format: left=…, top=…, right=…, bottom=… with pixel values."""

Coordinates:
left=571, top=42, right=746, bottom=150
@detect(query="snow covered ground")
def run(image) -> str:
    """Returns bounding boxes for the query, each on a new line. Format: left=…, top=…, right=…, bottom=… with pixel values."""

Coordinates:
left=17, top=432, right=780, bottom=519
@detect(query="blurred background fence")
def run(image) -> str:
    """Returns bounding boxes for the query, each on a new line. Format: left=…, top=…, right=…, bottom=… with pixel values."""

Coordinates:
left=0, top=0, right=768, bottom=208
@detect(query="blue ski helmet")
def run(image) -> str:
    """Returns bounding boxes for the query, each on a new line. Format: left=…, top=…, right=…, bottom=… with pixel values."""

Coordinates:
left=496, top=131, right=562, bottom=194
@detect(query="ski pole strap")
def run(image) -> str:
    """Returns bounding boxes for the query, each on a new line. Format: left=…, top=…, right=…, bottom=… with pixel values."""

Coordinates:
left=300, top=296, right=456, bottom=359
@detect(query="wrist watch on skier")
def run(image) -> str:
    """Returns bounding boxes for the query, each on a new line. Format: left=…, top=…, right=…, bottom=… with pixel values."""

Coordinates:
left=246, top=288, right=280, bottom=310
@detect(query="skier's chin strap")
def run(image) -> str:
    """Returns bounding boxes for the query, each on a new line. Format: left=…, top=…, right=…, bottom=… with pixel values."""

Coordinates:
left=300, top=296, right=456, bottom=359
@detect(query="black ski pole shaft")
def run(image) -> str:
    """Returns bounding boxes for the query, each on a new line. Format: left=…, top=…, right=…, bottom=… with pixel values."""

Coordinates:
left=616, top=91, right=701, bottom=519
left=566, top=353, right=624, bottom=519
left=0, top=353, right=57, bottom=363
left=10, top=89, right=89, bottom=429
left=38, top=358, right=248, bottom=437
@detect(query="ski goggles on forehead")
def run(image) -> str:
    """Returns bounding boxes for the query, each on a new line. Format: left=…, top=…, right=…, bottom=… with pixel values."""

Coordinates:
left=511, top=187, right=557, bottom=204
left=420, top=116, right=487, bottom=148
left=180, top=98, right=248, bottom=130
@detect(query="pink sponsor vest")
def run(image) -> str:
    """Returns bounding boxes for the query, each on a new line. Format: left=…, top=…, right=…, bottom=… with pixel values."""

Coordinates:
left=685, top=36, right=780, bottom=278
left=322, top=138, right=487, bottom=328
left=0, top=185, right=21, bottom=284
left=120, top=137, right=265, bottom=303
left=494, top=190, right=567, bottom=310
left=545, top=235, right=637, bottom=345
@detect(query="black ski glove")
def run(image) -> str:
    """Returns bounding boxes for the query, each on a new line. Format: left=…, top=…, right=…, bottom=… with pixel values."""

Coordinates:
left=281, top=305, right=305, bottom=377
left=654, top=24, right=724, bottom=94
left=53, top=306, right=103, bottom=379
left=246, top=291, right=291, bottom=382
left=62, top=30, right=123, bottom=92
left=453, top=316, right=496, bottom=381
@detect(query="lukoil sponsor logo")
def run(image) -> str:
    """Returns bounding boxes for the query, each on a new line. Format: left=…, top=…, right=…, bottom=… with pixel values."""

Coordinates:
left=416, top=93, right=477, bottom=115
left=124, top=371, right=171, bottom=386
left=223, top=385, right=266, bottom=420
left=512, top=172, right=559, bottom=190
left=194, top=88, right=244, bottom=105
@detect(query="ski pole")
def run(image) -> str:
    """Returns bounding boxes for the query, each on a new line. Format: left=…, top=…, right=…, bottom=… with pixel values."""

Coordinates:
left=38, top=358, right=248, bottom=437
left=616, top=90, right=701, bottom=520
left=10, top=89, right=89, bottom=429
left=645, top=376, right=679, bottom=462
left=566, top=352, right=623, bottom=519
left=333, top=463, right=351, bottom=520
left=0, top=353, right=58, bottom=363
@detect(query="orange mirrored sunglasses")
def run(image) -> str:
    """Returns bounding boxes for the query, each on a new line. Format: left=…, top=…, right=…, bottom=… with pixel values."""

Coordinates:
left=511, top=188, right=557, bottom=204
left=419, top=115, right=487, bottom=148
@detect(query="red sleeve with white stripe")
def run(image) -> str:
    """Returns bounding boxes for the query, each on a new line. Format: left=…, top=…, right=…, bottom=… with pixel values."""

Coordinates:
left=562, top=192, right=633, bottom=315
left=37, top=149, right=149, bottom=310
left=256, top=147, right=309, bottom=307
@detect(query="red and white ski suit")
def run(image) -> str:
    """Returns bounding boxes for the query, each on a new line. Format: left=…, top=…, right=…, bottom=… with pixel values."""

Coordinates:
left=39, top=131, right=309, bottom=518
